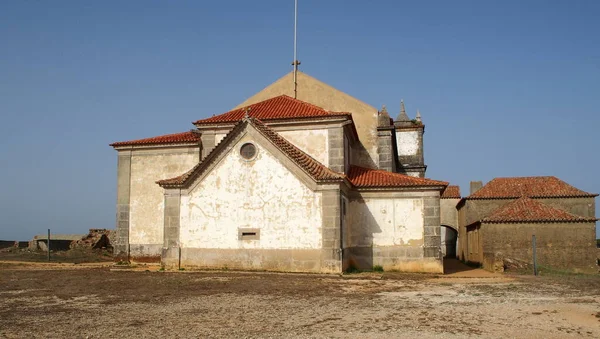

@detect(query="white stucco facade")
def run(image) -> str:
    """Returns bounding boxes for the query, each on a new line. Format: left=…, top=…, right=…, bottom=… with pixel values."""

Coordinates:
left=179, top=137, right=323, bottom=250
left=347, top=197, right=424, bottom=247
left=278, top=129, right=329, bottom=166
left=129, top=148, right=199, bottom=246
left=396, top=131, right=419, bottom=156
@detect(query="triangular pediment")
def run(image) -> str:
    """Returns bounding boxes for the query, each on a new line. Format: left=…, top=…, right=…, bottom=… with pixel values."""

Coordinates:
left=157, top=118, right=343, bottom=192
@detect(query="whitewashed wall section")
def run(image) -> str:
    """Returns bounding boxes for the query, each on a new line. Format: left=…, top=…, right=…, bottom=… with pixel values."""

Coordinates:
left=180, top=138, right=323, bottom=250
left=347, top=198, right=424, bottom=247
left=279, top=129, right=329, bottom=166
left=129, top=150, right=200, bottom=245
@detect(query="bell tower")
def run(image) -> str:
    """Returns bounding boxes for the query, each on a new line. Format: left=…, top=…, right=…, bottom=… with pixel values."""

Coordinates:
left=394, top=100, right=426, bottom=177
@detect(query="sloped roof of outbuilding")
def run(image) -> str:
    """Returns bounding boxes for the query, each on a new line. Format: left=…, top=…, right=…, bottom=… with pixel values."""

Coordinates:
left=194, top=95, right=351, bottom=125
left=466, top=176, right=596, bottom=199
left=481, top=197, right=597, bottom=223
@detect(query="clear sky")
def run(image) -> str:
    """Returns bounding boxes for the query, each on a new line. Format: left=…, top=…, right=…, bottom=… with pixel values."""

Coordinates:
left=1, top=0, right=598, bottom=240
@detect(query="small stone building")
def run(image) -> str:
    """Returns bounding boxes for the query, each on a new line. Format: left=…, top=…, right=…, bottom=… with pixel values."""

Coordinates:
left=457, top=177, right=598, bottom=272
left=111, top=72, right=450, bottom=273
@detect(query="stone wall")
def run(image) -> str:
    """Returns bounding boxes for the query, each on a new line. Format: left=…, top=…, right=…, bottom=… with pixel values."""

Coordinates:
left=457, top=197, right=597, bottom=263
left=478, top=222, right=598, bottom=273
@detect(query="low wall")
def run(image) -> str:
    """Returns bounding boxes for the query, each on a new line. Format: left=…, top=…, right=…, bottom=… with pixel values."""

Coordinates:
left=481, top=222, right=597, bottom=273
left=0, top=240, right=16, bottom=249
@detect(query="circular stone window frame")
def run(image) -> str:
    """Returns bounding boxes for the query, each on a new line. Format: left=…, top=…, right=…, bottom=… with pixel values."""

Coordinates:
left=239, top=142, right=258, bottom=161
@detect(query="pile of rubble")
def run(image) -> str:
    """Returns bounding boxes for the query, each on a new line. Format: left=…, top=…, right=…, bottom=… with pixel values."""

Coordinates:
left=70, top=229, right=113, bottom=251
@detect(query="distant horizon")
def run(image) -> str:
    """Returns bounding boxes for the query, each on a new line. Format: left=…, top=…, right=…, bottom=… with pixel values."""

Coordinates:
left=0, top=0, right=598, bottom=240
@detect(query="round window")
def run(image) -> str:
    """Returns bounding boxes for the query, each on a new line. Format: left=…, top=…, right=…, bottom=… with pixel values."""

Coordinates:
left=240, top=143, right=257, bottom=160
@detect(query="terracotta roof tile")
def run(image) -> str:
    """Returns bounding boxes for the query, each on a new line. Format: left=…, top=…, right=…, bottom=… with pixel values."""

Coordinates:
left=347, top=166, right=448, bottom=189
left=441, top=185, right=461, bottom=199
left=194, top=95, right=351, bottom=125
left=482, top=197, right=597, bottom=223
left=467, top=176, right=596, bottom=199
left=110, top=131, right=200, bottom=147
left=157, top=118, right=343, bottom=188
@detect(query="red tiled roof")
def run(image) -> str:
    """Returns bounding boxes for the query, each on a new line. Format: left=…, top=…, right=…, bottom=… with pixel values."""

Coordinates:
left=347, top=166, right=447, bottom=189
left=110, top=131, right=200, bottom=147
left=194, top=95, right=351, bottom=125
left=157, top=118, right=343, bottom=188
left=482, top=197, right=597, bottom=223
left=441, top=185, right=461, bottom=199
left=467, top=176, right=596, bottom=199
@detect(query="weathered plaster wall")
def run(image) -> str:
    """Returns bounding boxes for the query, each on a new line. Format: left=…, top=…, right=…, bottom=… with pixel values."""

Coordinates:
left=345, top=191, right=443, bottom=273
left=396, top=131, right=418, bottom=156
left=128, top=147, right=199, bottom=260
left=440, top=198, right=460, bottom=230
left=278, top=129, right=329, bottom=166
left=478, top=222, right=598, bottom=273
left=347, top=198, right=424, bottom=247
left=235, top=71, right=378, bottom=168
left=179, top=136, right=323, bottom=252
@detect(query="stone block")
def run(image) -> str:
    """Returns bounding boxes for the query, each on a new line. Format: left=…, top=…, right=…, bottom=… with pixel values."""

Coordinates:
left=322, top=228, right=340, bottom=241
left=424, top=226, right=440, bottom=236
left=424, top=235, right=441, bottom=247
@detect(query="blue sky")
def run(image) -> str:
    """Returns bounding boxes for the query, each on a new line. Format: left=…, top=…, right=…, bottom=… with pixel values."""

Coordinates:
left=0, top=0, right=598, bottom=240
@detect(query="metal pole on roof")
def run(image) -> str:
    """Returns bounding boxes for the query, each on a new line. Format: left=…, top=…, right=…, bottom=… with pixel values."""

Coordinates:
left=292, top=0, right=300, bottom=99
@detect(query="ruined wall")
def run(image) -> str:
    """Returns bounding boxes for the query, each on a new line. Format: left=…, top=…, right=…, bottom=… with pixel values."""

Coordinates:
left=128, top=146, right=200, bottom=261
left=345, top=191, right=443, bottom=273
left=278, top=129, right=329, bottom=166
left=480, top=222, right=598, bottom=273
left=178, top=134, right=325, bottom=272
left=235, top=71, right=378, bottom=168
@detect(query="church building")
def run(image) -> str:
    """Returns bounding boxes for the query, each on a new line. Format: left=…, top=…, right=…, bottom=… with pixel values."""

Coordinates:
left=110, top=71, right=450, bottom=273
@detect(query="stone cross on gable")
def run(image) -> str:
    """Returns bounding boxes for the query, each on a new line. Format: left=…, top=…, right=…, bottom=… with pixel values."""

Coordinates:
left=244, top=107, right=251, bottom=119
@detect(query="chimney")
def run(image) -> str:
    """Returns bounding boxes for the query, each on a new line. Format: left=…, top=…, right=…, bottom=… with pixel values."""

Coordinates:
left=470, top=181, right=483, bottom=195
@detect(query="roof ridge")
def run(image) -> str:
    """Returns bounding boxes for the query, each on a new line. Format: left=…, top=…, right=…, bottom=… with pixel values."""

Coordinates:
left=193, top=95, right=352, bottom=125
left=467, top=176, right=595, bottom=199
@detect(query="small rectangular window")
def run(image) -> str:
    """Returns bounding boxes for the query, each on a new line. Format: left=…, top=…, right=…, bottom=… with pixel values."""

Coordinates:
left=238, top=228, right=260, bottom=240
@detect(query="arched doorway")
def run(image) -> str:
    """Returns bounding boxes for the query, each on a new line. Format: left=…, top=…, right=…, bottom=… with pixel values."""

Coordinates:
left=440, top=225, right=458, bottom=258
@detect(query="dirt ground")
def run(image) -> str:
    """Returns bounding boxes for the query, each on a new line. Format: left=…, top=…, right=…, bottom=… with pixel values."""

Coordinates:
left=1, top=261, right=599, bottom=338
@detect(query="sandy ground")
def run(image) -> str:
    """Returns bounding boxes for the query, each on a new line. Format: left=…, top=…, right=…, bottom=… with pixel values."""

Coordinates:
left=1, top=261, right=599, bottom=338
